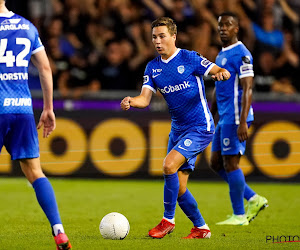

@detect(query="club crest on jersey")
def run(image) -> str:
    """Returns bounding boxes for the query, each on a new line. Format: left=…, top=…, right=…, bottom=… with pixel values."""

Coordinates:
left=177, top=65, right=185, bottom=74
left=184, top=139, right=192, bottom=147
left=223, top=138, right=230, bottom=146
left=221, top=58, right=227, bottom=66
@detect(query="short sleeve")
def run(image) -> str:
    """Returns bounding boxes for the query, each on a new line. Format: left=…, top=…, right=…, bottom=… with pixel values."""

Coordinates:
left=31, top=25, right=44, bottom=54
left=190, top=51, right=215, bottom=77
left=238, top=50, right=254, bottom=79
left=142, top=62, right=157, bottom=93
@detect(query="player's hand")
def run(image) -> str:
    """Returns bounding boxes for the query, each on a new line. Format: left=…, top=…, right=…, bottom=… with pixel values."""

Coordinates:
left=237, top=122, right=248, bottom=142
left=211, top=71, right=231, bottom=81
left=37, top=110, right=56, bottom=138
left=120, top=96, right=131, bottom=111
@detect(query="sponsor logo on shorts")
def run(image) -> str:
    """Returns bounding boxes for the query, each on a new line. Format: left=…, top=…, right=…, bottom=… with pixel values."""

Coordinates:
left=178, top=145, right=188, bottom=151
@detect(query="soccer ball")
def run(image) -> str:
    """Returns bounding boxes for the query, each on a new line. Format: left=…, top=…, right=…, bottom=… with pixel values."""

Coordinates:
left=99, top=212, right=130, bottom=240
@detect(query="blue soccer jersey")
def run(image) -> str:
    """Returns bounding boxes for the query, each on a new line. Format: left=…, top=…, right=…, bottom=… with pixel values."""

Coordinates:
left=0, top=11, right=44, bottom=114
left=215, top=41, right=254, bottom=125
left=143, top=49, right=215, bottom=133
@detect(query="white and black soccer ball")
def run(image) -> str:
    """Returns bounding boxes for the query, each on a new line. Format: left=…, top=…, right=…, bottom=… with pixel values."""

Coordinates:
left=99, top=212, right=130, bottom=240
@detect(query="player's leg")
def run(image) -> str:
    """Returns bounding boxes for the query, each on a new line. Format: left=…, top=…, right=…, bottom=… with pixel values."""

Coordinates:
left=215, top=154, right=249, bottom=225
left=210, top=123, right=256, bottom=202
left=20, top=158, right=71, bottom=249
left=148, top=149, right=185, bottom=238
left=177, top=170, right=211, bottom=239
left=7, top=114, right=71, bottom=249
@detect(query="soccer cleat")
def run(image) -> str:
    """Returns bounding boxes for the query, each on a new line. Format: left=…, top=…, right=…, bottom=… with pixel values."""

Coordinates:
left=54, top=233, right=72, bottom=250
left=148, top=219, right=175, bottom=239
left=246, top=195, right=268, bottom=222
left=183, top=226, right=211, bottom=239
left=216, top=214, right=249, bottom=225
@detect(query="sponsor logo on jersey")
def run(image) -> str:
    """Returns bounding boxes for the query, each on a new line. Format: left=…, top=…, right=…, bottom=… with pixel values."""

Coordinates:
left=177, top=65, right=185, bottom=74
left=3, top=98, right=31, bottom=106
left=0, top=73, right=28, bottom=81
left=184, top=139, right=192, bottom=147
left=240, top=64, right=253, bottom=74
left=201, top=59, right=211, bottom=67
left=143, top=75, right=149, bottom=84
left=223, top=138, right=230, bottom=146
left=242, top=56, right=251, bottom=64
left=152, top=68, right=162, bottom=78
left=159, top=81, right=190, bottom=94
left=0, top=19, right=29, bottom=31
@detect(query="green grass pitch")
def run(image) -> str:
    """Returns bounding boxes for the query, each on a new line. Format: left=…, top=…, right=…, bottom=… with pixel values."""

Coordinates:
left=0, top=178, right=299, bottom=249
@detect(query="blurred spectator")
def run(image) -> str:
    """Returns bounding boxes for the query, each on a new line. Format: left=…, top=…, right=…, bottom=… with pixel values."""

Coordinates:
left=20, top=0, right=298, bottom=96
left=253, top=51, right=277, bottom=92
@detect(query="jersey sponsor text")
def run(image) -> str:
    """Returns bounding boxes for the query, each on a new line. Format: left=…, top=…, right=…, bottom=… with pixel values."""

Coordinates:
left=3, top=98, right=32, bottom=106
left=0, top=72, right=28, bottom=81
left=159, top=81, right=190, bottom=94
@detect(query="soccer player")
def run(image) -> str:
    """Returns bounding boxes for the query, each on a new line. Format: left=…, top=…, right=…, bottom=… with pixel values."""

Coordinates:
left=120, top=17, right=230, bottom=239
left=0, top=1, right=71, bottom=249
left=210, top=12, right=268, bottom=226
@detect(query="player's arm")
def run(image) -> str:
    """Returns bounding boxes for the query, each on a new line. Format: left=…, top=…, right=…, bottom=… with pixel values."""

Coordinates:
left=238, top=76, right=253, bottom=142
left=120, top=87, right=153, bottom=110
left=31, top=49, right=56, bottom=138
left=208, top=65, right=231, bottom=81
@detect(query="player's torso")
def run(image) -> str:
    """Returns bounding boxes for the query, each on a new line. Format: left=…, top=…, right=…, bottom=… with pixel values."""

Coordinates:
left=150, top=50, right=212, bottom=131
left=215, top=43, right=253, bottom=124
left=0, top=13, right=37, bottom=114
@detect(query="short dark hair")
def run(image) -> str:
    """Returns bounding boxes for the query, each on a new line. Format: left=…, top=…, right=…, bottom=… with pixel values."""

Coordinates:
left=151, top=17, right=177, bottom=35
left=219, top=12, right=239, bottom=26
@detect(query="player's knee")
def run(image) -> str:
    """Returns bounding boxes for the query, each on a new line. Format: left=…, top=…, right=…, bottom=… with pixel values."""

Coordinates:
left=163, top=161, right=177, bottom=175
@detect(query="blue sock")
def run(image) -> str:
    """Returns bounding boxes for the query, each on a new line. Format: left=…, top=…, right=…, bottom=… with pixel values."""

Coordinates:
left=178, top=189, right=205, bottom=227
left=218, top=169, right=256, bottom=201
left=163, top=173, right=179, bottom=219
left=227, top=169, right=245, bottom=215
left=32, top=177, right=62, bottom=226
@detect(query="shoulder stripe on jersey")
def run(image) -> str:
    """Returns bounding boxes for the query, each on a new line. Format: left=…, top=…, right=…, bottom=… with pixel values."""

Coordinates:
left=196, top=76, right=211, bottom=131
left=234, top=74, right=240, bottom=125
left=32, top=46, right=44, bottom=55
left=142, top=84, right=156, bottom=93
left=204, top=63, right=215, bottom=77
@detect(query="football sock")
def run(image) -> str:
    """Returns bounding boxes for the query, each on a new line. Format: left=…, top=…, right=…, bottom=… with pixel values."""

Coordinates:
left=163, top=217, right=175, bottom=224
left=178, top=189, right=205, bottom=227
left=227, top=169, right=245, bottom=215
left=163, top=173, right=179, bottom=219
left=53, top=224, right=65, bottom=236
left=32, top=177, right=62, bottom=227
left=218, top=169, right=256, bottom=201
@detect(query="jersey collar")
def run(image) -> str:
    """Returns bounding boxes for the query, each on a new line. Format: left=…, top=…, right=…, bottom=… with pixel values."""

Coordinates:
left=222, top=41, right=242, bottom=52
left=161, top=48, right=181, bottom=63
left=0, top=11, right=15, bottom=18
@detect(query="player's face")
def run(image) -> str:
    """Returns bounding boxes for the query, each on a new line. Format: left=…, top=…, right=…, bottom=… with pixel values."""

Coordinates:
left=218, top=16, right=238, bottom=45
left=152, top=26, right=176, bottom=59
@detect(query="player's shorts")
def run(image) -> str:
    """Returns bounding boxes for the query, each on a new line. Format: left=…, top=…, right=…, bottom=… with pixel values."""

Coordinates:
left=211, top=122, right=252, bottom=155
left=0, top=114, right=39, bottom=160
left=168, top=127, right=214, bottom=172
